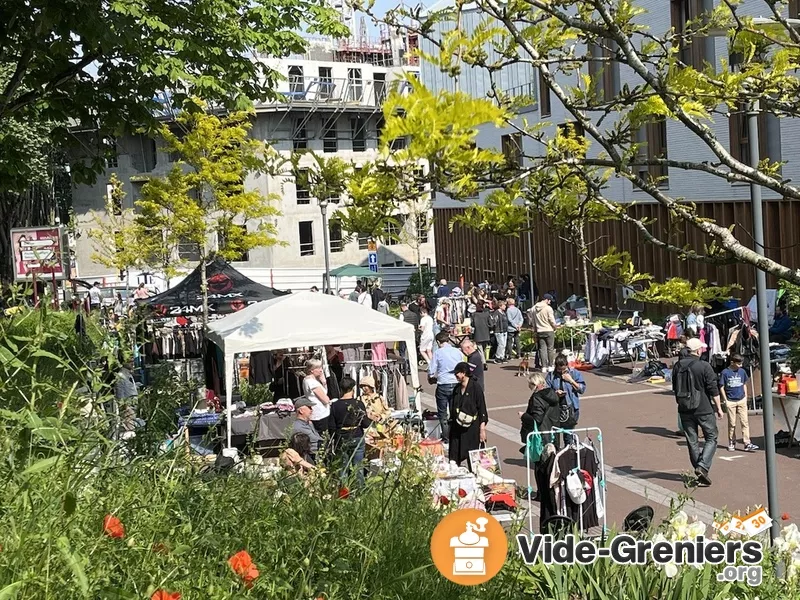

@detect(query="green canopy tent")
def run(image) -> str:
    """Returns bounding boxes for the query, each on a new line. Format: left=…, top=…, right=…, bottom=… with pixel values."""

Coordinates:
left=328, top=264, right=379, bottom=294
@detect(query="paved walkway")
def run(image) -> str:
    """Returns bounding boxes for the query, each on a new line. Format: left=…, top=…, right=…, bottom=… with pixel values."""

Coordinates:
left=420, top=359, right=800, bottom=531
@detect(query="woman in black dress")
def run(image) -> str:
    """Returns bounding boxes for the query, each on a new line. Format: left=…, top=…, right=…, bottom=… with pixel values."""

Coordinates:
left=449, top=362, right=488, bottom=466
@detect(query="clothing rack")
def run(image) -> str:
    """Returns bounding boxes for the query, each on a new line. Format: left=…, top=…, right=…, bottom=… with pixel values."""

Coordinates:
left=705, top=306, right=757, bottom=409
left=525, top=426, right=607, bottom=538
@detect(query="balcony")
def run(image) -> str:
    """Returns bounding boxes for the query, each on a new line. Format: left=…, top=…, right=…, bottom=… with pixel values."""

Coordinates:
left=258, top=76, right=412, bottom=111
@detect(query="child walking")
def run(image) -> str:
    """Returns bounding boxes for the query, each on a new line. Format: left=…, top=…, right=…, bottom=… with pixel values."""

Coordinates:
left=719, top=354, right=758, bottom=452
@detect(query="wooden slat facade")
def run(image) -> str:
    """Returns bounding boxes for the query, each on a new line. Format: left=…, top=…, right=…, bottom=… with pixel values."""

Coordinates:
left=433, top=200, right=800, bottom=314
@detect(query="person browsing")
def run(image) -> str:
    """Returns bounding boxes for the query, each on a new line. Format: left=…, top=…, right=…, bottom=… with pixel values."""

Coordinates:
left=291, top=397, right=323, bottom=460
left=546, top=354, right=586, bottom=423
left=720, top=354, right=757, bottom=453
left=672, top=338, right=724, bottom=487
left=460, top=338, right=485, bottom=391
left=429, top=331, right=463, bottom=440
left=301, top=359, right=332, bottom=435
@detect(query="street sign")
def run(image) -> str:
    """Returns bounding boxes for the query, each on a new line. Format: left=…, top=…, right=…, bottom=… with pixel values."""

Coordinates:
left=369, top=263, right=378, bottom=273
left=368, top=251, right=378, bottom=272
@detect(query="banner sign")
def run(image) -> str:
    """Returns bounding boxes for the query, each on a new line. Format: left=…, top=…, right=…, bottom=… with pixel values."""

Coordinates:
left=11, top=226, right=69, bottom=282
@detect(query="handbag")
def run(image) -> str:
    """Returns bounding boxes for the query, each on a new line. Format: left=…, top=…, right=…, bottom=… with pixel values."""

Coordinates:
left=526, top=421, right=544, bottom=463
left=456, top=410, right=476, bottom=428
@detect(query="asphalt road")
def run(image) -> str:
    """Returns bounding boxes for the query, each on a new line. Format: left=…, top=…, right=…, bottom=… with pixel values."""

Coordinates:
left=419, top=358, right=800, bottom=532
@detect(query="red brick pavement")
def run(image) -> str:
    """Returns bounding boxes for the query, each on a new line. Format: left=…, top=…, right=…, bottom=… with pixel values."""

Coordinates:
left=420, top=359, right=800, bottom=531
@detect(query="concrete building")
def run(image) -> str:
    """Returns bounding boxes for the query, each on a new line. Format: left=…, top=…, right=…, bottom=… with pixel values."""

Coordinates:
left=420, top=0, right=800, bottom=311
left=71, top=30, right=434, bottom=291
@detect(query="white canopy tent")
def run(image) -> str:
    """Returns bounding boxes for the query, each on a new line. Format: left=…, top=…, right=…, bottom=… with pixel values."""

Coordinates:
left=205, top=290, right=422, bottom=447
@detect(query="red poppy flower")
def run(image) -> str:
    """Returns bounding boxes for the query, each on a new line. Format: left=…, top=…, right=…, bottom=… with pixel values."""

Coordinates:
left=229, top=550, right=259, bottom=587
left=338, top=487, right=350, bottom=499
left=151, top=591, right=181, bottom=600
left=439, top=495, right=450, bottom=506
left=103, top=515, right=125, bottom=539
left=782, top=513, right=791, bottom=521
left=457, top=488, right=467, bottom=498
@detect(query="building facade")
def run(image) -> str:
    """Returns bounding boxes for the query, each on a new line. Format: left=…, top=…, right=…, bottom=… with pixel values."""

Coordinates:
left=71, top=33, right=434, bottom=286
left=420, top=0, right=800, bottom=312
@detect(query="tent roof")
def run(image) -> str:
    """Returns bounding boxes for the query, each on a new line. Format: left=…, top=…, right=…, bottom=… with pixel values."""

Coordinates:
left=206, top=290, right=415, bottom=356
left=141, top=256, right=289, bottom=317
left=329, top=264, right=377, bottom=278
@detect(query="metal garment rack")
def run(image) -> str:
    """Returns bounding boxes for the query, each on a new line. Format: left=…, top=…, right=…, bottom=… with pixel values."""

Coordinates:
left=525, top=426, right=607, bottom=538
left=705, top=306, right=757, bottom=410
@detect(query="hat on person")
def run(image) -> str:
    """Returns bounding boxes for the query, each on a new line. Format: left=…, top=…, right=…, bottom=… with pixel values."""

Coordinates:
left=294, top=397, right=316, bottom=410
left=360, top=375, right=376, bottom=389
left=544, top=293, right=555, bottom=302
left=686, top=338, right=707, bottom=352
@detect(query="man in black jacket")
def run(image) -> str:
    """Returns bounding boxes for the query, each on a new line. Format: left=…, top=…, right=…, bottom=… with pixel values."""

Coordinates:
left=460, top=338, right=485, bottom=391
left=673, top=338, right=724, bottom=487
left=399, top=301, right=420, bottom=361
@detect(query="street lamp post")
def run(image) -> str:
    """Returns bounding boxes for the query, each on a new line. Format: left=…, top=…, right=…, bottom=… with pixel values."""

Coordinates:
left=747, top=98, right=780, bottom=542
left=319, top=197, right=332, bottom=294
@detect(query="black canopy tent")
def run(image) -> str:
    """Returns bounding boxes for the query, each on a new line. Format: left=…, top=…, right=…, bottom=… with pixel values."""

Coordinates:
left=140, top=256, right=290, bottom=318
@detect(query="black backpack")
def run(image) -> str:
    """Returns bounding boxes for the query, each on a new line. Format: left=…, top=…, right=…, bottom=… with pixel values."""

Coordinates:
left=673, top=360, right=703, bottom=411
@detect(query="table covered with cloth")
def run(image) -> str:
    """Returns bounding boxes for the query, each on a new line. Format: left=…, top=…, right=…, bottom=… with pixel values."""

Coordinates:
left=229, top=411, right=297, bottom=442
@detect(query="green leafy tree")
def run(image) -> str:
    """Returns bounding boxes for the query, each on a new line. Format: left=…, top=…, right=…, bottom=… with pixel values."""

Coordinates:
left=358, top=1, right=800, bottom=305
left=132, top=100, right=283, bottom=322
left=0, top=0, right=348, bottom=182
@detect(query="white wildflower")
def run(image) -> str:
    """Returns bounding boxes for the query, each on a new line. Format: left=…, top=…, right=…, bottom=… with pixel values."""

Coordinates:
left=671, top=511, right=689, bottom=528
left=664, top=562, right=679, bottom=578
left=652, top=532, right=668, bottom=544
left=687, top=521, right=707, bottom=538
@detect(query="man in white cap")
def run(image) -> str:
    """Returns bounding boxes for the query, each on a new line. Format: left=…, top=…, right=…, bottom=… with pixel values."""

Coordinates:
left=672, top=337, right=724, bottom=487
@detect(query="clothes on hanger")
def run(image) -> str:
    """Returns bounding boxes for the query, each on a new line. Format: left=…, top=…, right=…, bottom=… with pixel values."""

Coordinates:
left=547, top=437, right=599, bottom=531
left=371, top=342, right=388, bottom=366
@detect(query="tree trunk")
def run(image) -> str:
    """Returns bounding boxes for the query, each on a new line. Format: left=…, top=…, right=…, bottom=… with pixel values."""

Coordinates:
left=578, top=224, right=593, bottom=320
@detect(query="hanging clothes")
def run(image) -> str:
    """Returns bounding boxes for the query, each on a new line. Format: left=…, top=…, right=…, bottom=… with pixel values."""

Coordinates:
left=393, top=367, right=409, bottom=410
left=535, top=445, right=559, bottom=531
left=249, top=351, right=273, bottom=385
left=371, top=342, right=388, bottom=366
left=549, top=443, right=599, bottom=530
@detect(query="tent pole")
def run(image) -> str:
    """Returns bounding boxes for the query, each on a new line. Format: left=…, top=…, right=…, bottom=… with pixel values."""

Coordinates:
left=225, top=354, right=234, bottom=448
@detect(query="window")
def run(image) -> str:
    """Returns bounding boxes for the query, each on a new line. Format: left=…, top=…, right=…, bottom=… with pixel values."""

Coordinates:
left=790, top=0, right=799, bottom=19
left=318, top=67, right=333, bottom=101
left=374, top=72, right=387, bottom=104
left=501, top=133, right=523, bottom=168
left=296, top=169, right=311, bottom=204
left=538, top=68, right=551, bottom=117
left=413, top=167, right=426, bottom=194
left=351, top=117, right=366, bottom=152
left=288, top=66, right=304, bottom=97
left=105, top=138, right=118, bottom=168
left=299, top=221, right=314, bottom=256
left=633, top=119, right=669, bottom=187
left=383, top=215, right=406, bottom=246
left=219, top=225, right=249, bottom=262
left=670, top=0, right=713, bottom=70
left=323, top=118, right=337, bottom=153
left=417, top=213, right=429, bottom=244
left=728, top=104, right=780, bottom=167
left=557, top=121, right=586, bottom=157
left=329, top=220, right=344, bottom=253
left=390, top=136, right=407, bottom=150
left=588, top=39, right=620, bottom=102
left=293, top=118, right=307, bottom=150
left=347, top=68, right=363, bottom=102
left=358, top=234, right=370, bottom=250
left=178, top=239, right=201, bottom=261
left=376, top=116, right=385, bottom=142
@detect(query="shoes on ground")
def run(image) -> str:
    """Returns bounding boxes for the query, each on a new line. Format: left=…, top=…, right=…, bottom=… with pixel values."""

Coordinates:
left=695, top=466, right=712, bottom=487
left=728, top=443, right=736, bottom=452
left=744, top=443, right=759, bottom=452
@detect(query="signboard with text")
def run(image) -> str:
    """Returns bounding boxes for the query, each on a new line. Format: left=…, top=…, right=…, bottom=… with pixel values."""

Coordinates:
left=11, top=226, right=69, bottom=282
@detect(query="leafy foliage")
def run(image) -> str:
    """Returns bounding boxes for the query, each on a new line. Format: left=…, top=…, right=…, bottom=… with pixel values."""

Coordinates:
left=0, top=0, right=349, bottom=184
left=357, top=0, right=800, bottom=303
